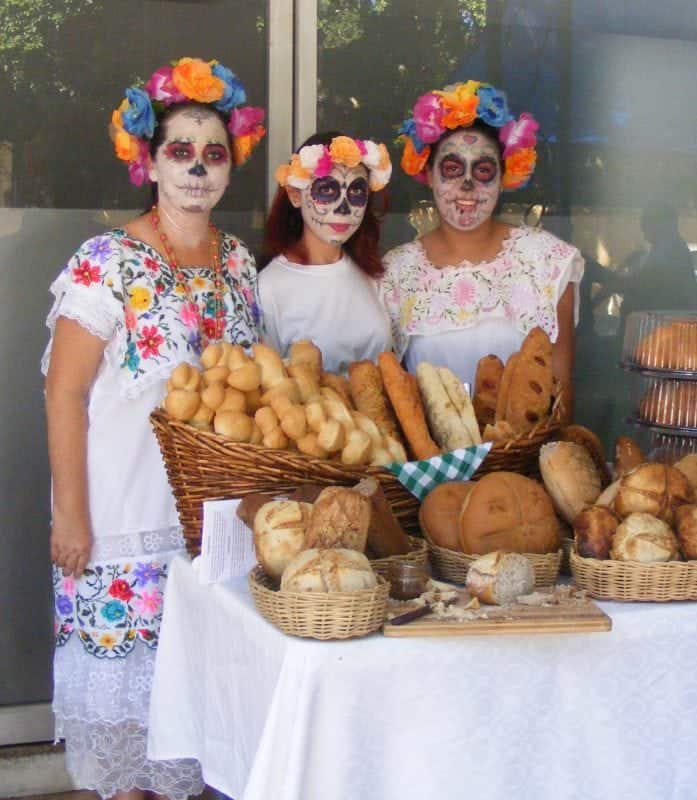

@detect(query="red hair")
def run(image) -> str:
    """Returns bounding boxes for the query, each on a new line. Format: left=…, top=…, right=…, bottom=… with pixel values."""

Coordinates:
left=260, top=131, right=388, bottom=279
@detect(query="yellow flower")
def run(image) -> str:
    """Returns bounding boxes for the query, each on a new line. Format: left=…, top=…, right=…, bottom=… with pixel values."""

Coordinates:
left=174, top=284, right=186, bottom=296
left=126, top=629, right=136, bottom=641
left=275, top=163, right=291, bottom=186
left=99, top=633, right=117, bottom=649
left=172, top=57, right=225, bottom=103
left=129, top=286, right=152, bottom=312
left=192, top=276, right=207, bottom=290
left=329, top=136, right=362, bottom=168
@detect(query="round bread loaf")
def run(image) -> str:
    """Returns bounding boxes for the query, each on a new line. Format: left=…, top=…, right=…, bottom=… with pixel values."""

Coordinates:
left=595, top=479, right=621, bottom=510
left=614, top=462, right=693, bottom=525
left=610, top=512, right=679, bottom=563
left=280, top=548, right=377, bottom=592
left=639, top=381, right=697, bottom=428
left=253, top=500, right=313, bottom=580
left=674, top=454, right=697, bottom=493
left=539, top=441, right=603, bottom=524
left=573, top=505, right=620, bottom=559
left=418, top=481, right=473, bottom=551
left=459, top=471, right=560, bottom=555
left=465, top=551, right=535, bottom=605
left=558, top=424, right=612, bottom=486
left=674, top=504, right=697, bottom=560
left=304, top=486, right=371, bottom=552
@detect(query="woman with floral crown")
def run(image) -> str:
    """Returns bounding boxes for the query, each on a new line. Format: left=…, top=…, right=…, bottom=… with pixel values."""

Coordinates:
left=381, top=81, right=584, bottom=420
left=43, top=57, right=265, bottom=800
left=260, top=130, right=393, bottom=374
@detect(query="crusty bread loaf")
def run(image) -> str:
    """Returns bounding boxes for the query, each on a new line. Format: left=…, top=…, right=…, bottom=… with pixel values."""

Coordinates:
left=280, top=548, right=377, bottom=592
left=304, top=486, right=371, bottom=552
left=465, top=551, right=535, bottom=605
left=253, top=500, right=313, bottom=579
left=614, top=462, right=693, bottom=525
left=610, top=512, right=680, bottom=563
left=473, top=354, right=504, bottom=429
left=418, top=481, right=473, bottom=551
left=595, top=479, right=621, bottom=510
left=539, top=441, right=603, bottom=524
left=558, top=424, right=611, bottom=487
left=613, top=436, right=646, bottom=480
left=353, top=478, right=411, bottom=557
left=348, top=360, right=403, bottom=443
left=416, top=362, right=479, bottom=450
left=505, top=328, right=555, bottom=432
left=459, top=471, right=560, bottom=555
left=494, top=352, right=518, bottom=423
left=675, top=454, right=697, bottom=493
left=675, top=504, right=697, bottom=560
left=573, top=505, right=620, bottom=559
left=378, top=352, right=440, bottom=460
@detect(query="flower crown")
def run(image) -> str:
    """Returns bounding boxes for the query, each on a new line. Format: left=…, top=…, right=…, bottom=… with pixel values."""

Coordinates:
left=109, top=57, right=266, bottom=187
left=398, top=80, right=538, bottom=191
left=275, top=135, right=392, bottom=192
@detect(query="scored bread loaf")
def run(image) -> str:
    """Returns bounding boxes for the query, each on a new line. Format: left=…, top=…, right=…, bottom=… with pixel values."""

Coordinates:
left=418, top=481, right=473, bottom=551
left=504, top=328, right=555, bottom=432
left=558, top=424, right=612, bottom=487
left=253, top=500, right=313, bottom=580
left=675, top=454, right=697, bottom=493
left=614, top=462, right=693, bottom=525
left=465, top=551, right=535, bottom=605
left=610, top=512, right=680, bottom=563
left=573, top=505, right=620, bottom=559
left=539, top=441, right=603, bottom=524
left=280, top=548, right=377, bottom=592
left=304, top=486, right=371, bottom=552
left=473, top=354, right=504, bottom=429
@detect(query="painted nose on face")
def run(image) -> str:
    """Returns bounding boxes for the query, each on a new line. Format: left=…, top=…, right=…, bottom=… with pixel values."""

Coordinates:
left=334, top=196, right=350, bottom=215
left=188, top=162, right=207, bottom=177
left=461, top=176, right=475, bottom=192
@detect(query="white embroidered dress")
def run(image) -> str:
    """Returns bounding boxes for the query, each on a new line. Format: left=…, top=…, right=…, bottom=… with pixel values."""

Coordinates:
left=379, top=226, right=585, bottom=388
left=42, top=228, right=260, bottom=799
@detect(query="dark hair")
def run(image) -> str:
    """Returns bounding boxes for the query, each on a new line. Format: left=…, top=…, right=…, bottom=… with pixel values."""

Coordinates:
left=148, top=101, right=233, bottom=206
left=260, top=130, right=388, bottom=278
left=428, top=119, right=504, bottom=168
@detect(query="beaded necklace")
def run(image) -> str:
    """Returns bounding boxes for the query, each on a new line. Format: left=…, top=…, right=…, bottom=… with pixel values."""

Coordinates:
left=150, top=205, right=225, bottom=348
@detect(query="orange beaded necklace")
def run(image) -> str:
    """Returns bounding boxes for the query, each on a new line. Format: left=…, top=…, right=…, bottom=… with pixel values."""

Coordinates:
left=150, top=205, right=225, bottom=348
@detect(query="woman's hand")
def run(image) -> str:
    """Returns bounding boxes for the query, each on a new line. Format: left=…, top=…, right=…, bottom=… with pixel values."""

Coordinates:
left=51, top=512, right=92, bottom=578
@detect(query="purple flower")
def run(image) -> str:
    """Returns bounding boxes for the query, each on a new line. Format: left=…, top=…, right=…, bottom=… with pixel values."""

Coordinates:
left=121, top=87, right=155, bottom=139
left=133, top=562, right=161, bottom=587
left=229, top=106, right=265, bottom=137
left=476, top=86, right=513, bottom=128
left=56, top=595, right=73, bottom=615
left=144, top=66, right=186, bottom=106
left=85, top=237, right=113, bottom=263
left=500, top=112, right=539, bottom=158
left=413, top=92, right=445, bottom=144
left=211, top=63, right=247, bottom=112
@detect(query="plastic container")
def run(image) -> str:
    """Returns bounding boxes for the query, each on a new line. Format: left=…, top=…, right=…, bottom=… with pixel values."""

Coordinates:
left=622, top=310, right=697, bottom=376
left=628, top=374, right=697, bottom=432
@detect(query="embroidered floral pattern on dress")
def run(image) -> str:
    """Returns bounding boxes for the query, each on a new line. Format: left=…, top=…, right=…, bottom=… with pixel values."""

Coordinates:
left=53, top=556, right=170, bottom=659
left=380, top=226, right=583, bottom=359
left=42, top=229, right=261, bottom=396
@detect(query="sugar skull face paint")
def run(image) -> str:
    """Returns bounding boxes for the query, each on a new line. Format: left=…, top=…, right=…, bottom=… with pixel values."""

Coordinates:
left=430, top=130, right=501, bottom=231
left=300, top=164, right=369, bottom=246
left=149, top=107, right=231, bottom=213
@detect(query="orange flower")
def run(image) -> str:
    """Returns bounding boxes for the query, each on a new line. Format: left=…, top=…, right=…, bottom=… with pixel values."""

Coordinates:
left=400, top=138, right=431, bottom=176
left=113, top=129, right=140, bottom=162
left=286, top=153, right=312, bottom=184
left=233, top=126, right=265, bottom=165
left=329, top=136, right=362, bottom=168
left=440, top=94, right=478, bottom=130
left=376, top=142, right=391, bottom=171
left=502, top=147, right=536, bottom=188
left=275, top=164, right=291, bottom=186
left=172, top=57, right=225, bottom=103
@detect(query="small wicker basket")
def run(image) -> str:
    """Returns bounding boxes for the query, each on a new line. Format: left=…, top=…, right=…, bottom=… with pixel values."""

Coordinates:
left=248, top=565, right=389, bottom=639
left=570, top=549, right=697, bottom=602
left=428, top=542, right=562, bottom=588
left=369, top=535, right=429, bottom=579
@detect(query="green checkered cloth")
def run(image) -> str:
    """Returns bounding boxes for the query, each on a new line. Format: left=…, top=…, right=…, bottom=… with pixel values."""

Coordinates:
left=386, top=444, right=492, bottom=501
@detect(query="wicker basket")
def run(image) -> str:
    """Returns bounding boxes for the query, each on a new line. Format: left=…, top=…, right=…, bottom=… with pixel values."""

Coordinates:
left=428, top=542, right=562, bottom=588
left=570, top=549, right=697, bottom=602
left=369, top=535, right=429, bottom=579
left=248, top=565, right=389, bottom=639
left=560, top=537, right=575, bottom=576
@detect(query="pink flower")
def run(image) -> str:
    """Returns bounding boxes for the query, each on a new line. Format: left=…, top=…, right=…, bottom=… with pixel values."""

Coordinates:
left=413, top=92, right=445, bottom=144
left=314, top=147, right=333, bottom=178
left=62, top=576, right=75, bottom=597
left=229, top=106, right=265, bottom=136
left=454, top=277, right=476, bottom=306
left=133, top=589, right=162, bottom=617
left=356, top=139, right=368, bottom=156
left=180, top=301, right=200, bottom=329
left=144, top=66, right=186, bottom=105
left=125, top=307, right=137, bottom=331
left=136, top=325, right=164, bottom=359
left=72, top=261, right=101, bottom=286
left=128, top=141, right=151, bottom=187
left=144, top=257, right=159, bottom=274
left=510, top=284, right=537, bottom=314
left=500, top=113, right=539, bottom=159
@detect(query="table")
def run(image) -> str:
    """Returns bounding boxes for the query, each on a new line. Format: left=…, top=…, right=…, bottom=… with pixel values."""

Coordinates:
left=148, top=553, right=697, bottom=800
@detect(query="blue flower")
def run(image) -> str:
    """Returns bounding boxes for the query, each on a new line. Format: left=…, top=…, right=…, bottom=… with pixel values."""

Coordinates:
left=124, top=342, right=140, bottom=373
left=85, top=237, right=113, bottom=264
left=133, top=562, right=160, bottom=587
left=398, top=118, right=427, bottom=153
left=121, top=87, right=156, bottom=138
left=476, top=86, right=513, bottom=128
left=101, top=600, right=127, bottom=623
left=56, top=595, right=73, bottom=615
left=211, top=63, right=247, bottom=112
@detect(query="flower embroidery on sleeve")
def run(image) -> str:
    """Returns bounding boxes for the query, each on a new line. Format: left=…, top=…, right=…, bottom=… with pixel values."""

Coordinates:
left=72, top=260, right=101, bottom=287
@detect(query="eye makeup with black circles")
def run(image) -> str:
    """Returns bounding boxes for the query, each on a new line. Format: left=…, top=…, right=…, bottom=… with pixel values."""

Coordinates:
left=438, top=155, right=465, bottom=180
left=346, top=177, right=368, bottom=207
left=471, top=156, right=499, bottom=184
left=202, top=144, right=230, bottom=165
left=164, top=141, right=195, bottom=162
left=310, top=176, right=341, bottom=204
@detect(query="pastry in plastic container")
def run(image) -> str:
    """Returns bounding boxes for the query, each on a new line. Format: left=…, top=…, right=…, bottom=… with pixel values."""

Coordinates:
left=622, top=310, right=697, bottom=373
left=635, top=377, right=697, bottom=430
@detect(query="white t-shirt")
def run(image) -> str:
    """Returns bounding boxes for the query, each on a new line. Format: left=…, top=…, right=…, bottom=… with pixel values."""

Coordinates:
left=259, top=253, right=392, bottom=374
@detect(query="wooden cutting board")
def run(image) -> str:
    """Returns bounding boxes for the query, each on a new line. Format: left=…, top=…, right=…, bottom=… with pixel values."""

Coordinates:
left=383, top=596, right=612, bottom=637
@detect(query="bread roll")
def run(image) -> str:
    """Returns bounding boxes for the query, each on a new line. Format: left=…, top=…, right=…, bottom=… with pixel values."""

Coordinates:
left=167, top=362, right=201, bottom=392
left=305, top=486, right=371, bottom=552
left=378, top=352, right=440, bottom=460
left=558, top=424, right=611, bottom=487
left=595, top=479, right=621, bottom=510
left=675, top=454, right=697, bottom=493
left=253, top=500, right=313, bottom=580
left=214, top=410, right=254, bottom=441
left=613, top=436, right=646, bottom=479
left=288, top=362, right=321, bottom=403
left=252, top=342, right=287, bottom=389
left=289, top=339, right=323, bottom=383
left=472, top=354, right=504, bottom=429
left=348, top=360, right=403, bottom=443
left=280, top=548, right=377, bottom=592
left=340, top=429, right=372, bottom=466
left=614, top=462, right=693, bottom=525
left=227, top=362, right=261, bottom=392
left=164, top=388, right=200, bottom=421
left=573, top=505, right=620, bottom=559
left=674, top=504, right=697, bottom=560
left=459, top=472, right=560, bottom=555
left=418, top=481, right=473, bottom=551
left=353, top=477, right=411, bottom=557
left=610, top=512, right=680, bottom=563
left=320, top=372, right=354, bottom=409
left=465, top=551, right=535, bottom=605
left=539, top=441, right=602, bottom=524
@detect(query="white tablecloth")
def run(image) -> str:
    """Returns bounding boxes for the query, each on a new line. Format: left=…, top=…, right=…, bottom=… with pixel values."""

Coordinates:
left=148, top=553, right=697, bottom=800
